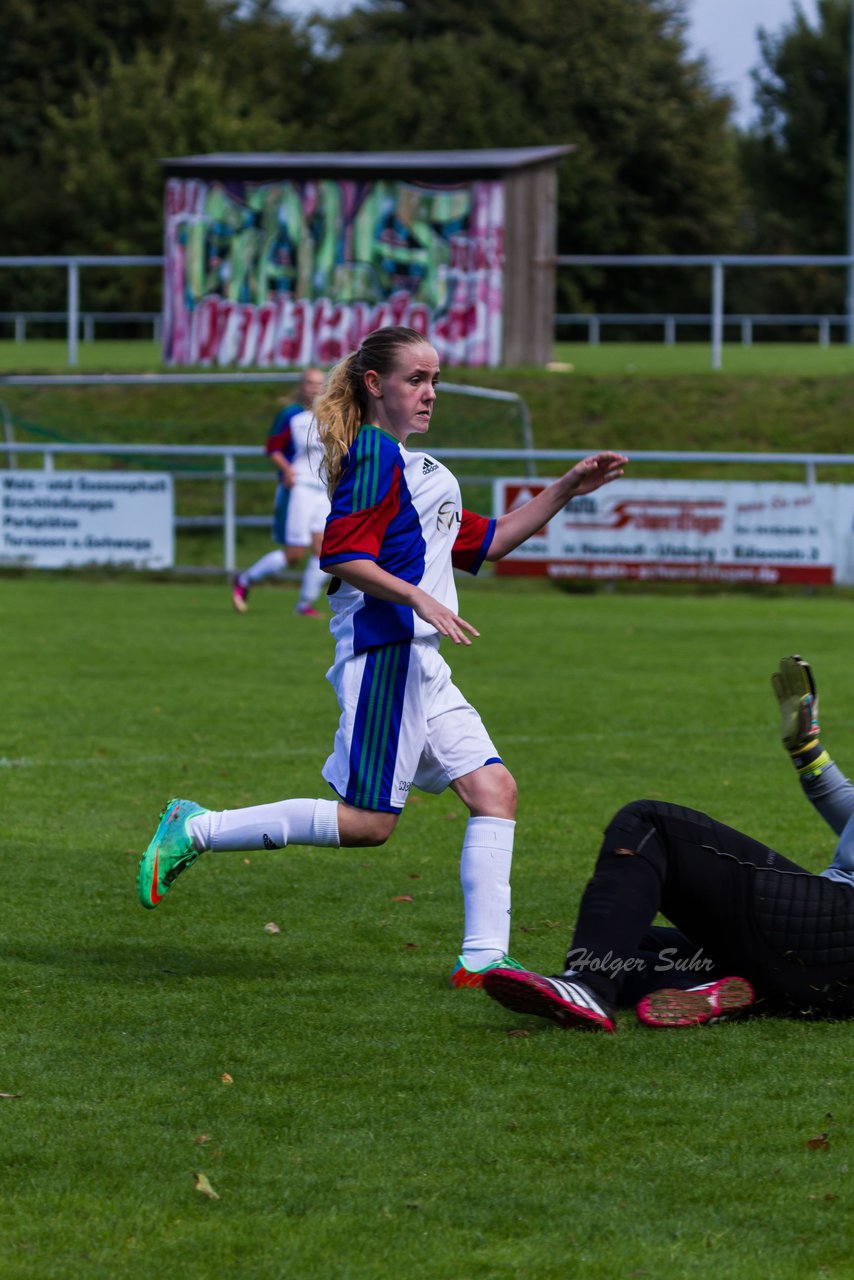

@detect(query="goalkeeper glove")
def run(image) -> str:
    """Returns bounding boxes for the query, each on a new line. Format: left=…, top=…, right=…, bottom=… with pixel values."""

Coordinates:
left=771, top=654, right=820, bottom=754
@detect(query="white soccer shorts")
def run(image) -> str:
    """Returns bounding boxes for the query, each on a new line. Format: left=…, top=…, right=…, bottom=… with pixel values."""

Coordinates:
left=284, top=483, right=330, bottom=547
left=321, top=636, right=502, bottom=813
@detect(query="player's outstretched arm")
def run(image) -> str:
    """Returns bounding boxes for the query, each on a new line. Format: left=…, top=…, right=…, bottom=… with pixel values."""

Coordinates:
left=771, top=655, right=854, bottom=844
left=486, top=451, right=628, bottom=561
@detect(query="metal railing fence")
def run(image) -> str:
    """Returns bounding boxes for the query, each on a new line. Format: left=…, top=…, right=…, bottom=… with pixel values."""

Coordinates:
left=0, top=256, right=161, bottom=367
left=555, top=254, right=854, bottom=369
left=3, top=440, right=851, bottom=573
left=555, top=313, right=847, bottom=347
left=4, top=253, right=854, bottom=369
left=4, top=308, right=848, bottom=348
left=0, top=312, right=161, bottom=342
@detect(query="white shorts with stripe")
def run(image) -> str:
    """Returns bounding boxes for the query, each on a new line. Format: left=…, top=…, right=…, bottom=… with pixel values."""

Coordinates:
left=284, top=483, right=330, bottom=546
left=321, top=635, right=502, bottom=813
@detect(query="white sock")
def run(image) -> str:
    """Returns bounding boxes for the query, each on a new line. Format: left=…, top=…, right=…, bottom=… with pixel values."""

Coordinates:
left=459, top=816, right=515, bottom=968
left=298, top=556, right=329, bottom=608
left=188, top=798, right=340, bottom=852
left=243, top=548, right=287, bottom=586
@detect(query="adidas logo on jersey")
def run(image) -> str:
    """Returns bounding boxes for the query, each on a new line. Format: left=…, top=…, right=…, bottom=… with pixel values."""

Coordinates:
left=422, top=458, right=439, bottom=475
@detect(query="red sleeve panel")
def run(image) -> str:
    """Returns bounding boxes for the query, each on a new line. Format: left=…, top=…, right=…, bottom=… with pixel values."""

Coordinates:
left=452, top=509, right=496, bottom=574
left=266, top=405, right=298, bottom=460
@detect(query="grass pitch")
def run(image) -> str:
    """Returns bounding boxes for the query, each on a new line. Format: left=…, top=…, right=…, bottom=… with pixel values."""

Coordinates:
left=4, top=337, right=854, bottom=377
left=2, top=573, right=854, bottom=1278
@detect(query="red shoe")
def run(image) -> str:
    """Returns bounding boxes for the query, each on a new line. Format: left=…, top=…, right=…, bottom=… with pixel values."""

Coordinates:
left=232, top=579, right=249, bottom=614
left=295, top=603, right=322, bottom=617
left=483, top=968, right=616, bottom=1033
left=636, top=976, right=755, bottom=1029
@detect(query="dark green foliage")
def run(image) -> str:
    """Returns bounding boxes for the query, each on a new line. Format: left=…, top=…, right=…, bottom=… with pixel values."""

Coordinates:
left=2, top=0, right=850, bottom=325
left=316, top=0, right=744, bottom=312
left=1, top=0, right=742, bottom=320
left=735, top=0, right=853, bottom=314
left=0, top=0, right=311, bottom=307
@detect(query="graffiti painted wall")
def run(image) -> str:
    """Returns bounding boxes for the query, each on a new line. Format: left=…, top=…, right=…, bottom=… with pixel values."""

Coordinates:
left=163, top=176, right=505, bottom=367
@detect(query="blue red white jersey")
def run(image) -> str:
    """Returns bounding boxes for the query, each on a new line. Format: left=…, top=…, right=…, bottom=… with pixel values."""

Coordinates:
left=320, top=425, right=495, bottom=655
left=266, top=403, right=300, bottom=484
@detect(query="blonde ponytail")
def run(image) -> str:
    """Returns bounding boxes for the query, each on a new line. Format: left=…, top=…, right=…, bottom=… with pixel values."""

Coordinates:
left=315, top=353, right=366, bottom=496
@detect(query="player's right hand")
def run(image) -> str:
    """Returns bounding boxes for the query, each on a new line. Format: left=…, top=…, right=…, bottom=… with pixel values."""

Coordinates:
left=413, top=592, right=479, bottom=646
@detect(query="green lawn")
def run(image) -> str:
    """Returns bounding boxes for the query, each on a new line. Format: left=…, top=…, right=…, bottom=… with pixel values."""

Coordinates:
left=2, top=574, right=854, bottom=1278
left=552, top=339, right=854, bottom=376
left=4, top=337, right=854, bottom=377
left=0, top=339, right=166, bottom=373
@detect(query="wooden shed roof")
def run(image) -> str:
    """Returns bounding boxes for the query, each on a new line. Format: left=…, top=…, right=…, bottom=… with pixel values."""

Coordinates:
left=162, top=146, right=574, bottom=180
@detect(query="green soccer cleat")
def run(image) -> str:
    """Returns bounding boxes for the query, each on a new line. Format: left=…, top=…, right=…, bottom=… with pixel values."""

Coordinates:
left=449, top=953, right=527, bottom=989
left=771, top=654, right=820, bottom=753
left=137, top=798, right=208, bottom=909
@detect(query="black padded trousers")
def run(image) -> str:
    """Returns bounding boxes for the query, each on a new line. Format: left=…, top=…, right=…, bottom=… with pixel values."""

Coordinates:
left=566, top=800, right=854, bottom=1017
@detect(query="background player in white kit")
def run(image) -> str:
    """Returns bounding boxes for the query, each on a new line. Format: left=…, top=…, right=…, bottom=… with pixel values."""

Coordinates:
left=232, top=367, right=330, bottom=617
left=279, top=392, right=332, bottom=617
left=139, top=326, right=627, bottom=987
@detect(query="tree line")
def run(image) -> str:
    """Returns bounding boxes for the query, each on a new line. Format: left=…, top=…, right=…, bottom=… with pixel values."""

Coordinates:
left=1, top=0, right=849, bottom=320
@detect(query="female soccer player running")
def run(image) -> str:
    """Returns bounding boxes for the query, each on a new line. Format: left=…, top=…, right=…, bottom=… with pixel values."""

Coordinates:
left=138, top=326, right=627, bottom=986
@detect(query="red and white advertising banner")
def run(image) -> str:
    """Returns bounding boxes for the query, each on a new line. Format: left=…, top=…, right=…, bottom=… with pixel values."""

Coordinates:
left=493, top=478, right=854, bottom=586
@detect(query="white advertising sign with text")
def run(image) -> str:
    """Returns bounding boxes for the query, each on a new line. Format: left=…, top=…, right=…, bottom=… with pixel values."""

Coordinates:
left=494, top=479, right=854, bottom=586
left=1, top=471, right=174, bottom=569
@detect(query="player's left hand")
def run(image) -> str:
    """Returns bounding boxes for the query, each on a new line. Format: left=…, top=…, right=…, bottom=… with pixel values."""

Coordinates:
left=772, top=654, right=820, bottom=751
left=566, top=452, right=628, bottom=496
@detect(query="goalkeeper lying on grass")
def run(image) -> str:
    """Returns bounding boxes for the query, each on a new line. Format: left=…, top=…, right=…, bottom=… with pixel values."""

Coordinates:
left=483, top=656, right=854, bottom=1033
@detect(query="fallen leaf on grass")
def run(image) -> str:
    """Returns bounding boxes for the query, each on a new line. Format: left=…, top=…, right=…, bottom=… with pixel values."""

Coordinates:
left=392, top=895, right=414, bottom=903
left=193, top=1135, right=212, bottom=1145
left=263, top=921, right=281, bottom=934
left=0, top=1093, right=21, bottom=1101
left=806, top=1133, right=830, bottom=1151
left=193, top=1171, right=219, bottom=1200
left=404, top=942, right=419, bottom=951
left=243, top=858, right=251, bottom=865
left=408, top=874, right=421, bottom=880
left=220, top=1073, right=233, bottom=1084
left=506, top=1029, right=530, bottom=1038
